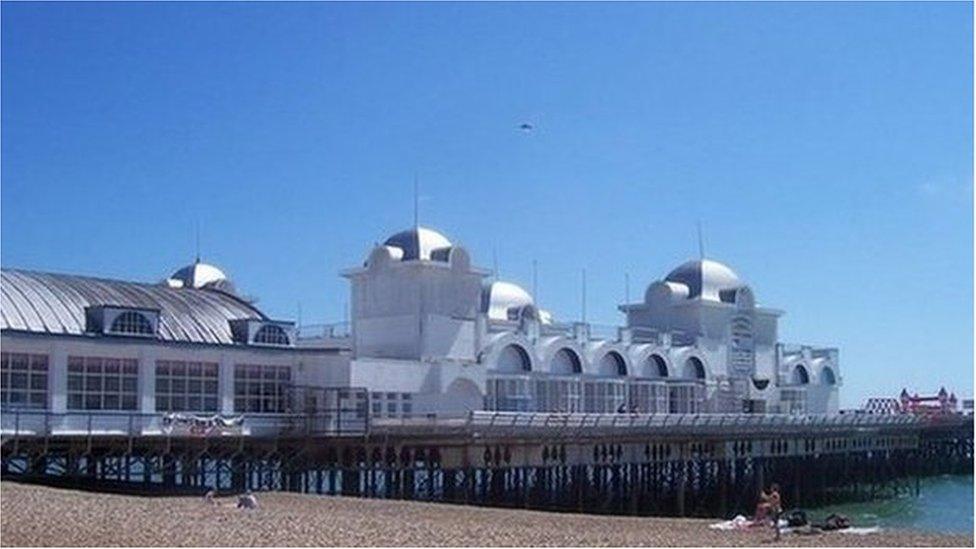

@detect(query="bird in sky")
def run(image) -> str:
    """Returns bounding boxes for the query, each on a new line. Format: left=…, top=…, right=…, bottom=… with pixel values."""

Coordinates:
left=518, top=123, right=534, bottom=132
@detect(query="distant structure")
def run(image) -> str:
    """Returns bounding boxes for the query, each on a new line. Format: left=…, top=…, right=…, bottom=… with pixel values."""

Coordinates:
left=0, top=225, right=841, bottom=421
left=858, top=388, right=965, bottom=416
left=899, top=387, right=959, bottom=415
left=862, top=397, right=902, bottom=415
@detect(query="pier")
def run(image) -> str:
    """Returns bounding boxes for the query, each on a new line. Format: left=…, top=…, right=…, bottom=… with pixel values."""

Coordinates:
left=2, top=408, right=971, bottom=519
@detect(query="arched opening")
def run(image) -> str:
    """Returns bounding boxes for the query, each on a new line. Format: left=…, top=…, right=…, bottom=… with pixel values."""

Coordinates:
left=253, top=324, right=290, bottom=346
left=683, top=356, right=706, bottom=380
left=598, top=351, right=627, bottom=376
left=821, top=366, right=836, bottom=386
left=792, top=364, right=810, bottom=385
left=646, top=354, right=668, bottom=378
left=550, top=348, right=582, bottom=375
left=496, top=344, right=532, bottom=372
left=446, top=378, right=483, bottom=412
left=110, top=311, right=154, bottom=335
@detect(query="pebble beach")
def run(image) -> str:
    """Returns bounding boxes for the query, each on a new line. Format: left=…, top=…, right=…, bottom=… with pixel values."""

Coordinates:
left=1, top=481, right=971, bottom=547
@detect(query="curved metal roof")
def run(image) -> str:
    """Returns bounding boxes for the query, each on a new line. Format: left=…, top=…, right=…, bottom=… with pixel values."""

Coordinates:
left=383, top=226, right=453, bottom=261
left=665, top=258, right=744, bottom=302
left=1, top=269, right=267, bottom=345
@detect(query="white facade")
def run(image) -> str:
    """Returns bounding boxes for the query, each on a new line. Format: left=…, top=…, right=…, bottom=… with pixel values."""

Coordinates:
left=339, top=227, right=841, bottom=417
left=0, top=227, right=841, bottom=423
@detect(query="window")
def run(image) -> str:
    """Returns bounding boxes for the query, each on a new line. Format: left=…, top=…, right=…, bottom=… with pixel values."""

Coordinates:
left=728, top=316, right=755, bottom=376
left=233, top=364, right=291, bottom=413
left=67, top=356, right=138, bottom=410
left=486, top=376, right=532, bottom=411
left=156, top=360, right=219, bottom=412
left=253, top=324, right=290, bottom=346
left=109, top=311, right=155, bottom=336
left=550, top=348, right=582, bottom=374
left=1, top=353, right=48, bottom=409
left=683, top=357, right=706, bottom=380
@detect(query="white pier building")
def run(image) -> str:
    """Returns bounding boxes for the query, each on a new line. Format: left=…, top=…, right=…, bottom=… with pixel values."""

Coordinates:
left=0, top=225, right=840, bottom=425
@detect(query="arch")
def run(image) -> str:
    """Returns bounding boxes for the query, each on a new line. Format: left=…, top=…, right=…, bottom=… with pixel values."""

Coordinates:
left=646, top=354, right=669, bottom=378
left=253, top=324, right=290, bottom=346
left=445, top=378, right=483, bottom=412
left=550, top=347, right=582, bottom=375
left=682, top=356, right=706, bottom=380
left=496, top=344, right=532, bottom=372
left=597, top=351, right=627, bottom=376
left=792, top=364, right=810, bottom=385
left=820, top=366, right=837, bottom=386
left=110, top=311, right=154, bottom=335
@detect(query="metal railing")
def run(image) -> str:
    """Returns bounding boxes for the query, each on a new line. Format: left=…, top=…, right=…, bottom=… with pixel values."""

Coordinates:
left=0, top=409, right=368, bottom=439
left=296, top=322, right=351, bottom=340
left=370, top=410, right=970, bottom=439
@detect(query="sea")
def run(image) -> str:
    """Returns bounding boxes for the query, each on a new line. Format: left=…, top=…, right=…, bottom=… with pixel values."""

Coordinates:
left=804, top=474, right=973, bottom=535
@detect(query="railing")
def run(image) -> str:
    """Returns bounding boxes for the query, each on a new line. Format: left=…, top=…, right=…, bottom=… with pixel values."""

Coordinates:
left=0, top=409, right=368, bottom=439
left=296, top=322, right=350, bottom=340
left=370, top=410, right=970, bottom=439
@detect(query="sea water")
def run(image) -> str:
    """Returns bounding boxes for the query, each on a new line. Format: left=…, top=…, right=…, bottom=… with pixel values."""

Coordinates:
left=805, top=474, right=973, bottom=534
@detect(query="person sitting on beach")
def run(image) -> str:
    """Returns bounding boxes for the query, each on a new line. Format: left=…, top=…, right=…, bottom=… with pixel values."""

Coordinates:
left=768, top=484, right=783, bottom=540
left=753, top=488, right=771, bottom=524
left=204, top=489, right=217, bottom=506
left=237, top=490, right=258, bottom=510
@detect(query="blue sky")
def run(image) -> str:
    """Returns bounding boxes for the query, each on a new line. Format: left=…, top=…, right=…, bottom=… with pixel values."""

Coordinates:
left=2, top=2, right=971, bottom=407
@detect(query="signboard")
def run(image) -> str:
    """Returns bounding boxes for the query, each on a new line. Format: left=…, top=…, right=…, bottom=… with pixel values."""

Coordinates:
left=161, top=413, right=244, bottom=437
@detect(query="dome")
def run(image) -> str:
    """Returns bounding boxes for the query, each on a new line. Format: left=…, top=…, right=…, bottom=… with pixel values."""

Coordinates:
left=665, top=259, right=743, bottom=302
left=166, top=261, right=236, bottom=293
left=482, top=281, right=535, bottom=321
left=383, top=226, right=453, bottom=261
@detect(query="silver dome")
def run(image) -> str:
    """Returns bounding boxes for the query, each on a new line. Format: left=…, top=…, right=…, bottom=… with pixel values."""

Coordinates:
left=665, top=259, right=743, bottom=302
left=167, top=261, right=236, bottom=293
left=383, top=226, right=453, bottom=261
left=482, top=281, right=535, bottom=321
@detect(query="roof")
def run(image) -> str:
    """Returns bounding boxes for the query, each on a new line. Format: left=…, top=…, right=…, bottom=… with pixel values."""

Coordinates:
left=383, top=226, right=453, bottom=261
left=481, top=280, right=534, bottom=321
left=167, top=261, right=235, bottom=293
left=665, top=258, right=744, bottom=302
left=1, top=268, right=267, bottom=345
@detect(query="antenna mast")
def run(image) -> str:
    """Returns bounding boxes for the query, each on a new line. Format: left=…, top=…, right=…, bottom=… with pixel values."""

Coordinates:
left=194, top=220, right=201, bottom=263
left=697, top=219, right=705, bottom=259
left=532, top=259, right=538, bottom=300
left=492, top=248, right=499, bottom=281
left=581, top=268, right=587, bottom=323
left=413, top=174, right=419, bottom=229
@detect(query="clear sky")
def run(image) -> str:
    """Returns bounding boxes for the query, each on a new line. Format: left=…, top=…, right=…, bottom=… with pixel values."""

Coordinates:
left=2, top=2, right=972, bottom=407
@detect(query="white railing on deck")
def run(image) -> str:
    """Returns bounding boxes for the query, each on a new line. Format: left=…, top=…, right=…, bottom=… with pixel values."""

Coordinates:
left=369, top=410, right=967, bottom=438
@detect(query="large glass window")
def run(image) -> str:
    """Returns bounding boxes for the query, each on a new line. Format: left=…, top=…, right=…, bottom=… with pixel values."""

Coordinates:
left=67, top=356, right=138, bottom=410
left=1, top=353, right=48, bottom=409
left=156, top=360, right=219, bottom=412
left=233, top=364, right=291, bottom=413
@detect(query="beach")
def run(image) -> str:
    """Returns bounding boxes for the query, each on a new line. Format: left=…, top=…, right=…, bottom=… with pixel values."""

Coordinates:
left=0, top=481, right=971, bottom=547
